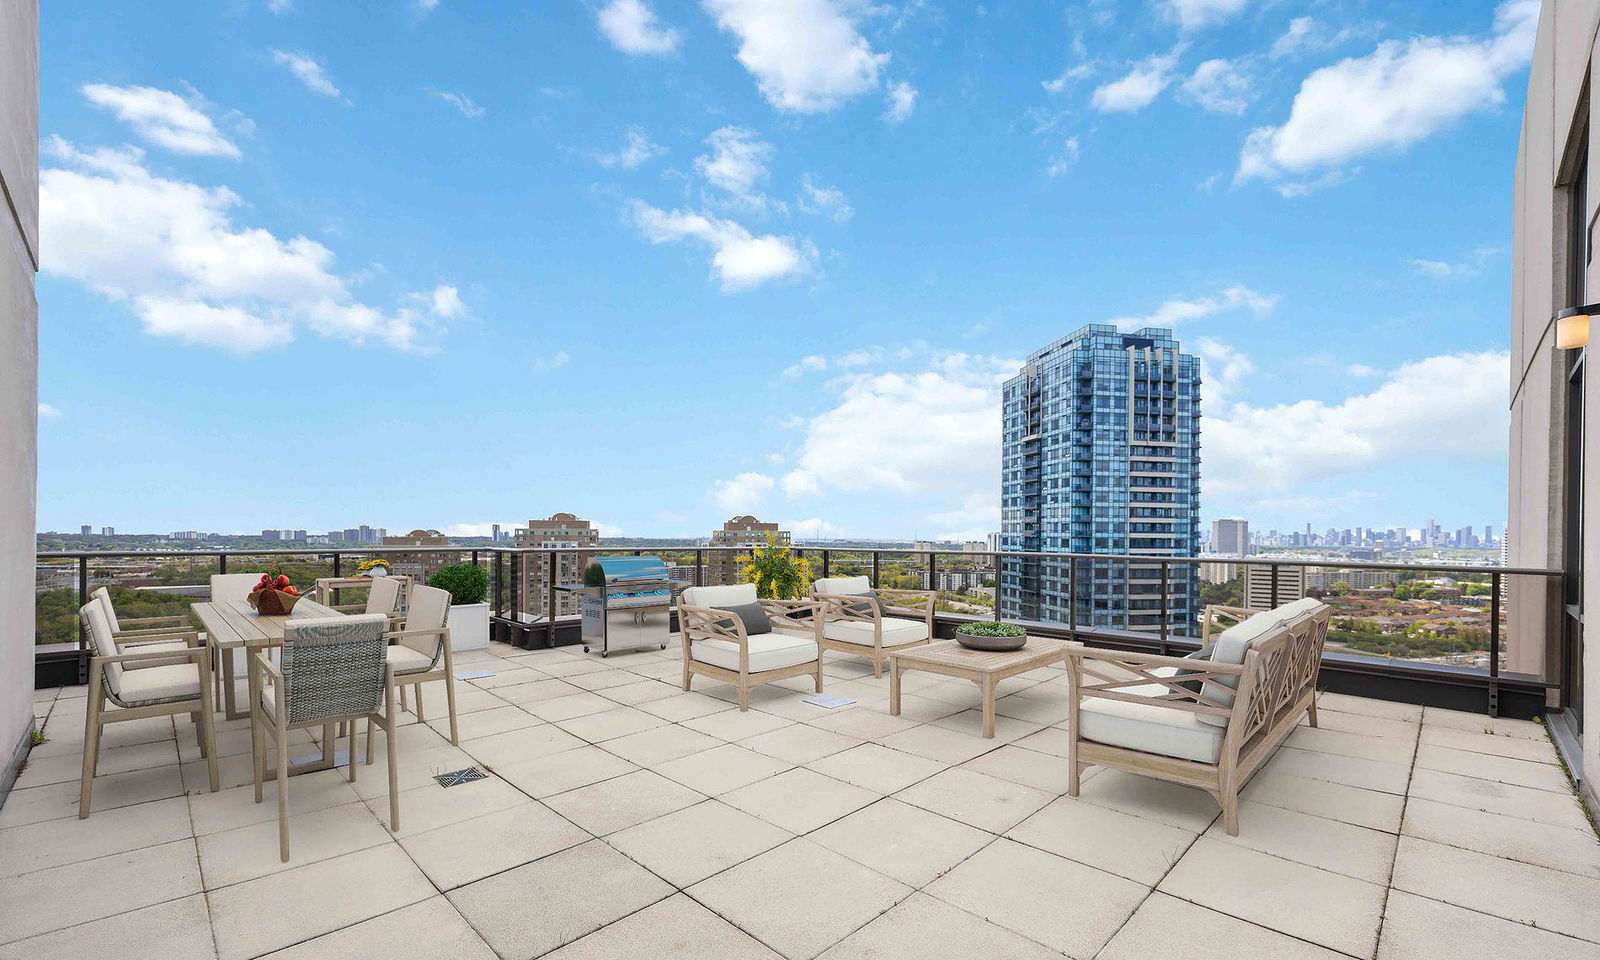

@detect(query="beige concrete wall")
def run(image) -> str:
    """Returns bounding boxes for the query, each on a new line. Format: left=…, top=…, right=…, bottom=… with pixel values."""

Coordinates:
left=0, top=1, right=37, bottom=801
left=1511, top=0, right=1600, bottom=780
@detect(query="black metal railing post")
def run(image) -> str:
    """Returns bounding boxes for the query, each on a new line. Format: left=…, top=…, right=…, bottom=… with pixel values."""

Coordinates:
left=1489, top=570, right=1502, bottom=718
left=927, top=550, right=936, bottom=592
left=872, top=551, right=880, bottom=588
left=218, top=553, right=227, bottom=575
left=822, top=550, right=831, bottom=580
left=1068, top=556, right=1078, bottom=637
left=694, top=549, right=703, bottom=586
left=1159, top=560, right=1169, bottom=656
left=494, top=551, right=504, bottom=618
left=331, top=553, right=340, bottom=577
left=546, top=549, right=558, bottom=648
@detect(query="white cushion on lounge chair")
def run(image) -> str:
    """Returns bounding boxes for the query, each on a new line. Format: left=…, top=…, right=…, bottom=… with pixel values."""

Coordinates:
left=386, top=645, right=436, bottom=675
left=691, top=630, right=818, bottom=673
left=813, top=576, right=872, bottom=596
left=116, top=664, right=203, bottom=703
left=682, top=584, right=759, bottom=608
left=821, top=618, right=928, bottom=647
left=1078, top=683, right=1225, bottom=764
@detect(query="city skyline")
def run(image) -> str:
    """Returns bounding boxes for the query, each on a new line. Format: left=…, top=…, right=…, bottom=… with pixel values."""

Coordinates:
left=36, top=1, right=1523, bottom=540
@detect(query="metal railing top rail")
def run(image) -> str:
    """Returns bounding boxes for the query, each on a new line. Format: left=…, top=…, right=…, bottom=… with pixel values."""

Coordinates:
left=36, top=545, right=1561, bottom=578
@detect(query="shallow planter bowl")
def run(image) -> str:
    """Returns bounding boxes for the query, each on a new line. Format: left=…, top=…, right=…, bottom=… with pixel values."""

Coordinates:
left=953, top=626, right=1027, bottom=652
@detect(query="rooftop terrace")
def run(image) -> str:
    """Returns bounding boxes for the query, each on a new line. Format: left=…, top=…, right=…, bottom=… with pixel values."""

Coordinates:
left=6, top=636, right=1597, bottom=960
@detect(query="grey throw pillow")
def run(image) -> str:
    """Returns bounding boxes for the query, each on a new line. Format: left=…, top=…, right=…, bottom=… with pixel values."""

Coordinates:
left=711, top=602, right=771, bottom=636
left=1173, top=644, right=1213, bottom=694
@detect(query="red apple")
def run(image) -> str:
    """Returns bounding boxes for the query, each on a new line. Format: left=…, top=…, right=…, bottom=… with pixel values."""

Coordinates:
left=274, top=575, right=290, bottom=589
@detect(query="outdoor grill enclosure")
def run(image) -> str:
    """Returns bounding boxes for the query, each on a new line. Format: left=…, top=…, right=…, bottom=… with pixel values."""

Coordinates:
left=556, top=555, right=686, bottom=657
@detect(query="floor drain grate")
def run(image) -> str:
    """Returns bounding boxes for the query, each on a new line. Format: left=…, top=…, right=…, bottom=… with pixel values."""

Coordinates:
left=434, top=766, right=488, bottom=788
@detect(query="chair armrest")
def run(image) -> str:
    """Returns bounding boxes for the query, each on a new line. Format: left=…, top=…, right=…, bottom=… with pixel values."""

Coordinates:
left=386, top=626, right=448, bottom=644
left=678, top=603, right=749, bottom=643
left=93, top=645, right=208, bottom=667
left=118, top=614, right=191, bottom=627
left=119, top=628, right=201, bottom=648
left=251, top=650, right=284, bottom=683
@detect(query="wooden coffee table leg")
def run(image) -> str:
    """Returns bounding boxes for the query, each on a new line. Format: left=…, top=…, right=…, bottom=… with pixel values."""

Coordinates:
left=889, top=659, right=902, bottom=716
left=981, top=675, right=997, bottom=738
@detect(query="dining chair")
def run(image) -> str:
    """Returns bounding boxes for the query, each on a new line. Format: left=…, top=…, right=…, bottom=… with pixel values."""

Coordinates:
left=365, top=575, right=405, bottom=628
left=385, top=583, right=460, bottom=744
left=91, top=586, right=199, bottom=668
left=79, top=601, right=218, bottom=818
left=249, top=613, right=398, bottom=861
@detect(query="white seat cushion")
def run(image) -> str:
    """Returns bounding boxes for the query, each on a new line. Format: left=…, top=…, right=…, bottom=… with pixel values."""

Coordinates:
left=692, top=629, right=819, bottom=673
left=1078, top=683, right=1225, bottom=764
left=116, top=664, right=202, bottom=703
left=387, top=645, right=436, bottom=675
left=821, top=618, right=928, bottom=647
left=681, top=583, right=759, bottom=608
left=121, top=640, right=191, bottom=670
left=814, top=576, right=872, bottom=596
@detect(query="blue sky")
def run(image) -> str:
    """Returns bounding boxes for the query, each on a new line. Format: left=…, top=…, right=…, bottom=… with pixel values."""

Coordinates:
left=37, top=0, right=1530, bottom=541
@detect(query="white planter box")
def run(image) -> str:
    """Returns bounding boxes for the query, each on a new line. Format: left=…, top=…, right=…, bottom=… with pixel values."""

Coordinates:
left=448, top=601, right=490, bottom=651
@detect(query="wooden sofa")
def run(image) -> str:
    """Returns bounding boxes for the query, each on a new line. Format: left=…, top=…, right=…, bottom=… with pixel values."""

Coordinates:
left=1063, top=597, right=1332, bottom=835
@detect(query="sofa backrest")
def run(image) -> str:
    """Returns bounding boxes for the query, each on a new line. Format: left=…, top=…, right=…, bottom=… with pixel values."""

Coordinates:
left=682, top=583, right=758, bottom=608
left=813, top=576, right=871, bottom=596
left=1198, top=599, right=1331, bottom=729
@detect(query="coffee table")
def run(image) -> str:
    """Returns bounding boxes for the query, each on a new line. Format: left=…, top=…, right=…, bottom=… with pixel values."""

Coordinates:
left=888, top=637, right=1073, bottom=738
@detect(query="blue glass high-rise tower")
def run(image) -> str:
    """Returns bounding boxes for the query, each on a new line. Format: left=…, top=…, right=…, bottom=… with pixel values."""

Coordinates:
left=998, top=325, right=1201, bottom=634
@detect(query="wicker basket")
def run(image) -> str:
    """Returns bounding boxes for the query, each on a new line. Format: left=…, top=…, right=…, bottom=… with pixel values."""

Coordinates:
left=248, top=588, right=301, bottom=616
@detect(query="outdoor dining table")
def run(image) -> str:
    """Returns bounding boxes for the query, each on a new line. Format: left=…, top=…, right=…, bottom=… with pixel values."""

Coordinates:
left=190, top=597, right=344, bottom=721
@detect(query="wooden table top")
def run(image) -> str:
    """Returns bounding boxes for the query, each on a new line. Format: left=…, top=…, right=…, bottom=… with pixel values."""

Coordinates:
left=889, top=637, right=1072, bottom=673
left=191, top=597, right=343, bottom=649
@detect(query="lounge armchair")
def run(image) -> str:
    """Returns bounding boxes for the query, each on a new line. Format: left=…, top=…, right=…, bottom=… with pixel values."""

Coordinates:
left=678, top=584, right=826, bottom=710
left=810, top=575, right=935, bottom=677
left=1062, top=597, right=1331, bottom=835
left=79, top=601, right=218, bottom=818
left=250, top=614, right=399, bottom=861
left=386, top=584, right=460, bottom=744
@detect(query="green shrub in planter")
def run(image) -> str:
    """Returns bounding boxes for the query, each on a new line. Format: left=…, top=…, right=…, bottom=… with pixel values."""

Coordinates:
left=428, top=563, right=488, bottom=605
left=582, top=562, right=606, bottom=587
left=955, top=621, right=1026, bottom=638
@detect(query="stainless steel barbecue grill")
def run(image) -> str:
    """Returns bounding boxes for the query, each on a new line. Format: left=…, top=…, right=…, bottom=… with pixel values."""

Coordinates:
left=556, top=555, right=687, bottom=657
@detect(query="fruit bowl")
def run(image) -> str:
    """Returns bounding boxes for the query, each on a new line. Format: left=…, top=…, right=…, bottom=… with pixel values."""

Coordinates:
left=248, top=588, right=300, bottom=616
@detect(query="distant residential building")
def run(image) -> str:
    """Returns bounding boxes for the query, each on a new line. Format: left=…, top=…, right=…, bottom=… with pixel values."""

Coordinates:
left=1197, top=560, right=1238, bottom=585
left=999, top=325, right=1201, bottom=634
left=79, top=524, right=91, bottom=535
left=1243, top=564, right=1305, bottom=609
left=1304, top=567, right=1398, bottom=591
left=986, top=531, right=1001, bottom=555
left=936, top=569, right=989, bottom=593
left=381, top=529, right=459, bottom=584
left=913, top=541, right=936, bottom=553
left=1211, top=518, right=1249, bottom=557
left=100, top=526, right=114, bottom=536
left=491, top=523, right=502, bottom=542
left=708, top=516, right=789, bottom=586
left=514, top=513, right=602, bottom=619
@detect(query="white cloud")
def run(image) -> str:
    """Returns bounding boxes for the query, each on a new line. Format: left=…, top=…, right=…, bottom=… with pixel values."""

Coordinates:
left=783, top=354, right=829, bottom=378
left=702, top=0, right=888, bottom=113
left=1043, top=61, right=1095, bottom=94
left=928, top=493, right=999, bottom=542
left=1164, top=0, right=1249, bottom=32
left=1195, top=336, right=1254, bottom=402
left=786, top=517, right=842, bottom=539
left=593, top=521, right=626, bottom=538
left=695, top=127, right=773, bottom=209
left=416, top=0, right=440, bottom=13
left=266, top=0, right=293, bottom=13
left=777, top=354, right=1020, bottom=542
left=1205, top=351, right=1509, bottom=497
left=533, top=350, right=570, bottom=371
left=1046, top=136, right=1081, bottom=178
left=884, top=81, right=917, bottom=123
left=629, top=200, right=813, bottom=291
left=1270, top=17, right=1382, bottom=60
left=798, top=174, right=852, bottom=223
left=1180, top=58, right=1253, bottom=115
left=1347, top=363, right=1381, bottom=377
left=270, top=50, right=341, bottom=98
left=428, top=89, right=484, bottom=118
left=427, top=285, right=466, bottom=318
left=598, top=126, right=667, bottom=169
left=713, top=471, right=775, bottom=511
left=1408, top=248, right=1499, bottom=278
left=597, top=0, right=681, bottom=55
left=1092, top=47, right=1183, bottom=113
left=82, top=84, right=241, bottom=159
left=442, top=521, right=517, bottom=538
left=1238, top=1, right=1539, bottom=188
left=1106, top=285, right=1276, bottom=331
left=38, top=402, right=62, bottom=419
left=41, top=138, right=438, bottom=352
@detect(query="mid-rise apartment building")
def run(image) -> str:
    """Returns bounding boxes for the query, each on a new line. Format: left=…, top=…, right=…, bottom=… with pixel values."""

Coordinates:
left=1211, top=518, right=1249, bottom=556
left=513, top=513, right=602, bottom=619
left=380, top=529, right=460, bottom=585
left=706, top=516, right=788, bottom=586
left=999, top=325, right=1201, bottom=633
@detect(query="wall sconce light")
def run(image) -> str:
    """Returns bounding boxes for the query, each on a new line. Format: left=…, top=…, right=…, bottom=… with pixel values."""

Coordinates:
left=1556, top=304, right=1597, bottom=349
